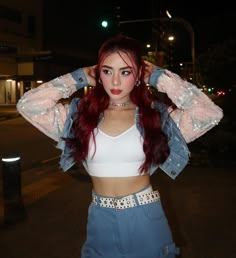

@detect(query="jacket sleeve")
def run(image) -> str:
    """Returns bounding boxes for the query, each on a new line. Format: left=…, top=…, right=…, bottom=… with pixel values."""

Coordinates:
left=149, top=67, right=224, bottom=143
left=16, top=68, right=88, bottom=142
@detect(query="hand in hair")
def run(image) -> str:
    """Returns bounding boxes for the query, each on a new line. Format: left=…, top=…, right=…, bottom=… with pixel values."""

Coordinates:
left=82, top=65, right=97, bottom=86
left=143, top=60, right=156, bottom=84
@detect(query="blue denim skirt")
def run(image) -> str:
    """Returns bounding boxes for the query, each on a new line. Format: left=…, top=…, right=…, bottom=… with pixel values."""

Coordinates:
left=81, top=185, right=180, bottom=258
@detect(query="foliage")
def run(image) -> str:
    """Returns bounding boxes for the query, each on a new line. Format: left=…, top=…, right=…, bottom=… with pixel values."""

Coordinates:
left=142, top=51, right=169, bottom=69
left=142, top=52, right=158, bottom=65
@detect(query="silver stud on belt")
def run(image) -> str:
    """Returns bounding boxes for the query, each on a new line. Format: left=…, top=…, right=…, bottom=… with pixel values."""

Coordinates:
left=92, top=190, right=160, bottom=210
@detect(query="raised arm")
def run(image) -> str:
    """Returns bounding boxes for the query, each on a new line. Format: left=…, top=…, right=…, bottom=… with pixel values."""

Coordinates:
left=145, top=62, right=223, bottom=143
left=16, top=68, right=93, bottom=142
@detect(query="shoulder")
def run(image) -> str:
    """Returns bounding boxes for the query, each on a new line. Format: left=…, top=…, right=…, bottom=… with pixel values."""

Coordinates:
left=70, top=97, right=80, bottom=106
left=152, top=100, right=167, bottom=111
left=152, top=100, right=180, bottom=134
left=152, top=100, right=169, bottom=120
left=66, top=97, right=81, bottom=120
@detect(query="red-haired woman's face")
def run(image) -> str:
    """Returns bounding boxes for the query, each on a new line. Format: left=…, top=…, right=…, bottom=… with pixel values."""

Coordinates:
left=100, top=52, right=138, bottom=103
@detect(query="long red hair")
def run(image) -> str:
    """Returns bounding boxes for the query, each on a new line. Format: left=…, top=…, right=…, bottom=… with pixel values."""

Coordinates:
left=65, top=34, right=170, bottom=173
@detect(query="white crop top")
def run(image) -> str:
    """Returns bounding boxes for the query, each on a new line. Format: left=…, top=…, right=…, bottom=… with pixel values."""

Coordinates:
left=84, top=125, right=147, bottom=177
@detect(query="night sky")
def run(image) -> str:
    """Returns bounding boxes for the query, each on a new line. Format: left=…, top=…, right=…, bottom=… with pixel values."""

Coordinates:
left=43, top=0, right=236, bottom=64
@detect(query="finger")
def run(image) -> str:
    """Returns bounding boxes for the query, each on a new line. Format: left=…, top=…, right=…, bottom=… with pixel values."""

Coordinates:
left=89, top=66, right=97, bottom=78
left=144, top=60, right=152, bottom=66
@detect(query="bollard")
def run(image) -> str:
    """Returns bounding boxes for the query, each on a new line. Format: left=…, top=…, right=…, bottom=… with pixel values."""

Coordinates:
left=1, top=152, right=27, bottom=225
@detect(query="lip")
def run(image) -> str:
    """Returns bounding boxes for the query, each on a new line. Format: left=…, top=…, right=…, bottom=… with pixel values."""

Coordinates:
left=111, top=89, right=122, bottom=95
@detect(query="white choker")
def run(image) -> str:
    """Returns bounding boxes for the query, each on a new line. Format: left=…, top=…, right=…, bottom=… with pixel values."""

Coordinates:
left=110, top=101, right=130, bottom=107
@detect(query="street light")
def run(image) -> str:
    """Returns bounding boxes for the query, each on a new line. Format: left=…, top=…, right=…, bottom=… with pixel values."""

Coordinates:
left=118, top=16, right=196, bottom=82
left=168, top=35, right=175, bottom=42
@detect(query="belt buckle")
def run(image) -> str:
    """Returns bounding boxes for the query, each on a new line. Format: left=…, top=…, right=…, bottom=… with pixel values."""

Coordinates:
left=113, top=198, right=118, bottom=211
left=114, top=195, right=134, bottom=210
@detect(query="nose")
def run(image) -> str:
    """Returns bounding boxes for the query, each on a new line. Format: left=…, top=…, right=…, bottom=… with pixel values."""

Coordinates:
left=112, top=73, right=120, bottom=86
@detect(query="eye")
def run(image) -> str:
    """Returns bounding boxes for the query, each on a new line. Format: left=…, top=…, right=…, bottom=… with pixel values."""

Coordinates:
left=121, top=70, right=132, bottom=76
left=102, top=69, right=112, bottom=75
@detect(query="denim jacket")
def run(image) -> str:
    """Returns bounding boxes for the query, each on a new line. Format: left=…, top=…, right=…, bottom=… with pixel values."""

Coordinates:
left=58, top=97, right=190, bottom=179
left=17, top=67, right=223, bottom=180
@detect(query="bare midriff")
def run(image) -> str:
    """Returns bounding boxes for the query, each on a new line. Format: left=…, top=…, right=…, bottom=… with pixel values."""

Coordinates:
left=91, top=174, right=151, bottom=197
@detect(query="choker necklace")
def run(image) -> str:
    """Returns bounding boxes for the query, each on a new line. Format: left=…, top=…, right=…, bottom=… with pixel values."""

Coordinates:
left=110, top=101, right=130, bottom=107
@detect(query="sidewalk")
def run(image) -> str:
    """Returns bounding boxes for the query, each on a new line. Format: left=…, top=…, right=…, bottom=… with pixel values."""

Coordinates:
left=0, top=104, right=20, bottom=122
left=0, top=163, right=235, bottom=258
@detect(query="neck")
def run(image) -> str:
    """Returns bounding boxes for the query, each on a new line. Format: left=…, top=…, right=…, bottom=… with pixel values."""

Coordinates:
left=109, top=100, right=130, bottom=107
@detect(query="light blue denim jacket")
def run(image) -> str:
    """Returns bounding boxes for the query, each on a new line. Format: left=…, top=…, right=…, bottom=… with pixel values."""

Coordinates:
left=57, top=68, right=190, bottom=180
left=17, top=66, right=222, bottom=179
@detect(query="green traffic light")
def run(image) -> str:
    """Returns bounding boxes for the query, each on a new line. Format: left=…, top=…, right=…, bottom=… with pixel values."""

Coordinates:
left=101, top=20, right=108, bottom=28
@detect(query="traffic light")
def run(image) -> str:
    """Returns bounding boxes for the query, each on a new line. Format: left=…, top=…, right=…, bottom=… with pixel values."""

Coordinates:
left=101, top=20, right=109, bottom=28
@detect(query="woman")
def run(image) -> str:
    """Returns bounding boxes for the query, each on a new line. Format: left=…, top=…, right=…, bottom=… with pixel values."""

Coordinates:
left=17, top=34, right=223, bottom=258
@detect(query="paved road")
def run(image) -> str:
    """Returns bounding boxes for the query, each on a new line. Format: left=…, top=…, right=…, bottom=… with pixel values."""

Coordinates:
left=0, top=161, right=235, bottom=258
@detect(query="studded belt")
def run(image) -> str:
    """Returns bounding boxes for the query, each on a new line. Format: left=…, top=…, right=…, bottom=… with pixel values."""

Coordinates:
left=92, top=186, right=160, bottom=210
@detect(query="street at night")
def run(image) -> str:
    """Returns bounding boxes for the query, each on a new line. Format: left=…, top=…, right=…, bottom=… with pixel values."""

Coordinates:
left=0, top=1, right=236, bottom=257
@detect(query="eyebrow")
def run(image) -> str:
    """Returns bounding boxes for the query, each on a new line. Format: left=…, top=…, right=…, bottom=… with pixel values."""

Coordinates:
left=101, top=65, right=132, bottom=70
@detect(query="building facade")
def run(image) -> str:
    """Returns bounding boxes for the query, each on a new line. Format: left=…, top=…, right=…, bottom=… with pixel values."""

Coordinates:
left=0, top=0, right=45, bottom=104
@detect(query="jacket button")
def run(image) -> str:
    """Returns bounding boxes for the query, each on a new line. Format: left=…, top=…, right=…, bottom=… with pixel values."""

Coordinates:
left=78, top=77, right=84, bottom=82
left=171, top=171, right=176, bottom=175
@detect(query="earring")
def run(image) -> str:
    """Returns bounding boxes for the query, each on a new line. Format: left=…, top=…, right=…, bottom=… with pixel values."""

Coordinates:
left=98, top=78, right=102, bottom=84
left=135, top=80, right=141, bottom=86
